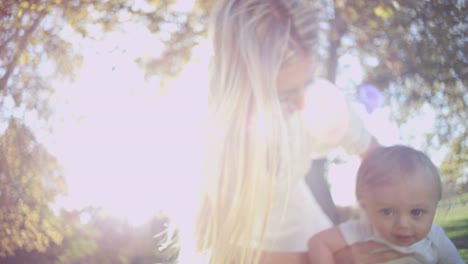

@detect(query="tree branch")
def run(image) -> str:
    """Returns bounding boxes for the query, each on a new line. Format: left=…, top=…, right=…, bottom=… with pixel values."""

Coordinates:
left=0, top=14, right=44, bottom=92
left=327, top=0, right=347, bottom=83
left=0, top=28, right=19, bottom=54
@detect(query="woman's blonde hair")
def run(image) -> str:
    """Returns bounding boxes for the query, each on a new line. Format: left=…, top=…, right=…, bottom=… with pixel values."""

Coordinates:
left=194, top=0, right=318, bottom=263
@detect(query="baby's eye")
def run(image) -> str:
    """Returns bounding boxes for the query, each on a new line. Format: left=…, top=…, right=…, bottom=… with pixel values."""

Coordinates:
left=411, top=209, right=423, bottom=216
left=381, top=208, right=393, bottom=216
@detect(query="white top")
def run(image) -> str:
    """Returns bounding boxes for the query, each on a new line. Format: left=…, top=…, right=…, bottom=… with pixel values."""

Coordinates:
left=263, top=79, right=372, bottom=251
left=339, top=219, right=464, bottom=264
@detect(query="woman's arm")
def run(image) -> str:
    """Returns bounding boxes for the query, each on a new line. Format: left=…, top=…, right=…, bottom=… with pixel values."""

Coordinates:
left=260, top=251, right=309, bottom=264
left=333, top=241, right=410, bottom=264
left=308, top=227, right=348, bottom=264
left=260, top=241, right=406, bottom=264
left=260, top=227, right=348, bottom=264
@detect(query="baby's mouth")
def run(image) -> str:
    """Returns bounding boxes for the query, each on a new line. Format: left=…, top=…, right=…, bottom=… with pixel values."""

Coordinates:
left=393, top=234, right=415, bottom=245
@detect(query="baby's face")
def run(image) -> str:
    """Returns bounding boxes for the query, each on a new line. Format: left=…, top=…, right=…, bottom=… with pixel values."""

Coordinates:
left=360, top=174, right=439, bottom=246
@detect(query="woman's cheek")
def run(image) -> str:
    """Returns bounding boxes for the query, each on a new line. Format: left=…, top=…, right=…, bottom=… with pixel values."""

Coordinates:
left=303, top=79, right=350, bottom=145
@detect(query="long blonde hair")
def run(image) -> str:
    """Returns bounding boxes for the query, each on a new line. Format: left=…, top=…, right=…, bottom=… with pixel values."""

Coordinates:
left=194, top=0, right=318, bottom=263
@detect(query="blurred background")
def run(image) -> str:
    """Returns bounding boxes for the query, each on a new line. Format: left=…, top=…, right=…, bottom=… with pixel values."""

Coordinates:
left=0, top=0, right=466, bottom=263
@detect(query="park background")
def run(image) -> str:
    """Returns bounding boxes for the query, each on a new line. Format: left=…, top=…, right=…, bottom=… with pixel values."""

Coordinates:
left=0, top=0, right=467, bottom=263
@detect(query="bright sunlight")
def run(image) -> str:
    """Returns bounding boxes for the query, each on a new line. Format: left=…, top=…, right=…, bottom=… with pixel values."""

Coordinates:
left=44, top=20, right=209, bottom=226
left=2, top=1, right=466, bottom=262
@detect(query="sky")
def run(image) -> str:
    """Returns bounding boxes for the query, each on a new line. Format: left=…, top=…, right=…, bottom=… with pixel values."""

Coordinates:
left=37, top=9, right=440, bottom=225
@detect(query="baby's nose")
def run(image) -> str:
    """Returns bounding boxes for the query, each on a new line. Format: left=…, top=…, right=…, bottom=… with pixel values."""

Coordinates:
left=395, top=215, right=411, bottom=228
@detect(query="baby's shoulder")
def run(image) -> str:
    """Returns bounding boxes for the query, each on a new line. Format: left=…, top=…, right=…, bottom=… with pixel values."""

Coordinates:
left=426, top=224, right=445, bottom=240
left=426, top=224, right=453, bottom=248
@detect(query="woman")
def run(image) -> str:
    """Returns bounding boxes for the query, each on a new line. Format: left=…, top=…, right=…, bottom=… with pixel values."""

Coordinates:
left=192, top=0, right=405, bottom=263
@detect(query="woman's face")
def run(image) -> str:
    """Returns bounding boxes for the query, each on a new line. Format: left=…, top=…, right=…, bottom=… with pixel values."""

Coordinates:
left=276, top=56, right=314, bottom=118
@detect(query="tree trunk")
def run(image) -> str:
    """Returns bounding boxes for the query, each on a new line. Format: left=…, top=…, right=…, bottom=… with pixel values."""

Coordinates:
left=306, top=0, right=346, bottom=225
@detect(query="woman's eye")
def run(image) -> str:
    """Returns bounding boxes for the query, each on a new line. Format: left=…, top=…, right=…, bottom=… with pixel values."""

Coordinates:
left=381, top=208, right=393, bottom=216
left=411, top=209, right=423, bottom=216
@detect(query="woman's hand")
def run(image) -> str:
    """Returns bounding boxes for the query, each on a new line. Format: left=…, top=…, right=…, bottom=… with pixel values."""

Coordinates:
left=334, top=241, right=409, bottom=264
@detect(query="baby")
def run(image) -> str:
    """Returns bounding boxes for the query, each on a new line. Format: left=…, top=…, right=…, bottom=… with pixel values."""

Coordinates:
left=308, top=145, right=464, bottom=263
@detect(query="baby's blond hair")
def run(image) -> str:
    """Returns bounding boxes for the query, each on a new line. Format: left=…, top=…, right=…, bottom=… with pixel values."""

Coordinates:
left=356, top=145, right=442, bottom=202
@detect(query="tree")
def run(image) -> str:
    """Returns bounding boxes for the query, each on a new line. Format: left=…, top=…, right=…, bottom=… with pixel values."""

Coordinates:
left=139, top=1, right=467, bottom=187
left=146, top=0, right=468, bottom=186
left=136, top=0, right=216, bottom=83
left=0, top=207, right=168, bottom=264
left=0, top=0, right=182, bottom=117
left=330, top=0, right=467, bottom=187
left=0, top=119, right=66, bottom=257
left=0, top=0, right=118, bottom=256
left=0, top=0, right=183, bottom=256
left=0, top=208, right=97, bottom=264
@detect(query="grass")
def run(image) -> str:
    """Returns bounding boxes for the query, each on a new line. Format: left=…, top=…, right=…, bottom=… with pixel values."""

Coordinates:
left=435, top=192, right=468, bottom=262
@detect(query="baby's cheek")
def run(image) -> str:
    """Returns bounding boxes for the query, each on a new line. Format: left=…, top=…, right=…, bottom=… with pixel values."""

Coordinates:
left=416, top=220, right=433, bottom=239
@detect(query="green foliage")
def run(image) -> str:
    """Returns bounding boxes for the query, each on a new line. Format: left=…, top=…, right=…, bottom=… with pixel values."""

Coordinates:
left=0, top=0, right=186, bottom=258
left=46, top=209, right=99, bottom=264
left=0, top=0, right=183, bottom=118
left=0, top=209, right=98, bottom=264
left=328, top=0, right=467, bottom=186
left=136, top=0, right=214, bottom=84
left=0, top=119, right=66, bottom=257
left=0, top=209, right=172, bottom=264
left=140, top=1, right=467, bottom=188
left=435, top=192, right=468, bottom=262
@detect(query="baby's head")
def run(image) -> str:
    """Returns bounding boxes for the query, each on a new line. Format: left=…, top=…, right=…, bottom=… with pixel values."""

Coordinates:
left=356, top=145, right=441, bottom=246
